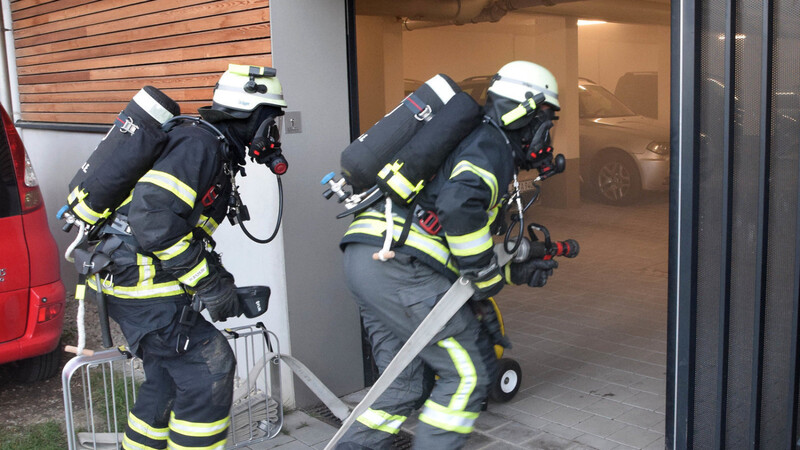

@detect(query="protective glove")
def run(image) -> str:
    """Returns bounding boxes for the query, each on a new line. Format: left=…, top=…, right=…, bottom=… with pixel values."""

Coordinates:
left=461, top=254, right=504, bottom=301
left=194, top=272, right=241, bottom=322
left=509, top=258, right=558, bottom=287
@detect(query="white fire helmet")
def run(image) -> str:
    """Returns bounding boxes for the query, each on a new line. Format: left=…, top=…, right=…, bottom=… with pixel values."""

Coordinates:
left=211, top=64, right=287, bottom=118
left=488, top=61, right=560, bottom=127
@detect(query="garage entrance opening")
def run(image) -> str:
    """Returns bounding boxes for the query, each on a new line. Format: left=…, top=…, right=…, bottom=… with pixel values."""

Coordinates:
left=350, top=2, right=670, bottom=448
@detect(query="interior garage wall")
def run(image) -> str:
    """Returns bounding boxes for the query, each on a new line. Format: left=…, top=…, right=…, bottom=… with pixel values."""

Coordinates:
left=578, top=22, right=671, bottom=128
left=270, top=0, right=364, bottom=407
left=399, top=15, right=581, bottom=206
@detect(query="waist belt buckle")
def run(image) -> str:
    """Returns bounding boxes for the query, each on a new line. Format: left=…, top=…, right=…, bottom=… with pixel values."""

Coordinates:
left=419, top=210, right=442, bottom=235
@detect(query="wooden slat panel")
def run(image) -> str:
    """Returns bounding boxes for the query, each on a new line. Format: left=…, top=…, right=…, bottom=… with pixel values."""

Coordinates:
left=12, top=0, right=96, bottom=21
left=18, top=74, right=221, bottom=94
left=18, top=40, right=271, bottom=76
left=17, top=24, right=269, bottom=66
left=14, top=0, right=261, bottom=41
left=22, top=112, right=137, bottom=124
left=21, top=87, right=211, bottom=103
left=13, top=0, right=272, bottom=125
left=15, top=9, right=267, bottom=58
left=15, top=0, right=266, bottom=49
left=21, top=100, right=208, bottom=113
left=19, top=55, right=271, bottom=87
left=14, top=0, right=204, bottom=35
left=10, top=0, right=59, bottom=13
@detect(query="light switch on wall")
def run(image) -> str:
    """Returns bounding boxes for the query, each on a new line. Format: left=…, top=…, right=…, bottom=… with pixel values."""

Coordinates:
left=284, top=111, right=302, bottom=134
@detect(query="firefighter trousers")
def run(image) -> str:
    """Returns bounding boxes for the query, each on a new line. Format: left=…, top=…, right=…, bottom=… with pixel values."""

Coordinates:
left=338, top=243, right=496, bottom=450
left=107, top=298, right=236, bottom=450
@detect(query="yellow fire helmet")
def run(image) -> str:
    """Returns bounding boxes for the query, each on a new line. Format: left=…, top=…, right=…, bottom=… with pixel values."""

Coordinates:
left=211, top=64, right=287, bottom=118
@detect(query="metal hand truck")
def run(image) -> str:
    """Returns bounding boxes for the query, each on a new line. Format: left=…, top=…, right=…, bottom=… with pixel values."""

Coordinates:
left=62, top=323, right=284, bottom=449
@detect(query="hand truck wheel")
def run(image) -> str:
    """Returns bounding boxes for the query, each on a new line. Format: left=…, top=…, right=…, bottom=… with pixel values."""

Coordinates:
left=489, top=357, right=522, bottom=403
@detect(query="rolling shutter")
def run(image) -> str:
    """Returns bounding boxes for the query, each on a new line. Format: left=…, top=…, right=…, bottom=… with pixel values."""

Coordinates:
left=9, top=0, right=271, bottom=125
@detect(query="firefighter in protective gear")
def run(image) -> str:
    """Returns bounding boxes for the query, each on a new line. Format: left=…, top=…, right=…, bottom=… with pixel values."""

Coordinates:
left=337, top=61, right=561, bottom=450
left=86, top=64, right=287, bottom=450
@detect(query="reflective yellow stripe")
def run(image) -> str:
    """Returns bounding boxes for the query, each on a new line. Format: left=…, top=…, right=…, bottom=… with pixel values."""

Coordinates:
left=450, top=161, right=499, bottom=206
left=169, top=412, right=229, bottom=438
left=177, top=258, right=209, bottom=287
left=446, top=224, right=493, bottom=257
left=196, top=215, right=219, bottom=236
left=137, top=254, right=154, bottom=286
left=379, top=161, right=424, bottom=202
left=419, top=400, right=478, bottom=434
left=356, top=408, right=406, bottom=434
left=437, top=338, right=478, bottom=410
left=128, top=411, right=169, bottom=440
left=87, top=277, right=184, bottom=299
left=68, top=186, right=110, bottom=224
left=139, top=170, right=196, bottom=208
left=472, top=273, right=502, bottom=289
left=153, top=232, right=193, bottom=261
left=123, top=434, right=164, bottom=450
left=118, top=191, right=134, bottom=209
left=345, top=211, right=457, bottom=273
left=504, top=263, right=514, bottom=284
left=75, top=284, right=85, bottom=301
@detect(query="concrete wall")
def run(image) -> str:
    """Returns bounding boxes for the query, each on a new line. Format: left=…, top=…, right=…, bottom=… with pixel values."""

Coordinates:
left=270, top=0, right=364, bottom=408
left=578, top=22, right=671, bottom=128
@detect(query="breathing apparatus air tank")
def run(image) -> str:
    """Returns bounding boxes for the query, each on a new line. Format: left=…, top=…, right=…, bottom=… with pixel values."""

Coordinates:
left=340, top=73, right=462, bottom=194
left=375, top=91, right=481, bottom=205
left=67, top=86, right=180, bottom=226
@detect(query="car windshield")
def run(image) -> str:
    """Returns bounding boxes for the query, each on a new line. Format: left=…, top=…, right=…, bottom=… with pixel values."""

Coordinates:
left=579, top=83, right=636, bottom=119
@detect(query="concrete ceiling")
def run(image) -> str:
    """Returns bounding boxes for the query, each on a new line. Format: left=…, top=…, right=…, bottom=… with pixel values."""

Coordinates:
left=515, top=0, right=670, bottom=26
left=356, top=0, right=671, bottom=27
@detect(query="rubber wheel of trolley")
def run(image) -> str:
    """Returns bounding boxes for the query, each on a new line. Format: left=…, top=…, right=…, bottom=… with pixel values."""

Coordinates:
left=489, top=358, right=522, bottom=403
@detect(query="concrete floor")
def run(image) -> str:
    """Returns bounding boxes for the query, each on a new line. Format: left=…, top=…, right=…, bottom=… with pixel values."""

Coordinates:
left=237, top=194, right=670, bottom=449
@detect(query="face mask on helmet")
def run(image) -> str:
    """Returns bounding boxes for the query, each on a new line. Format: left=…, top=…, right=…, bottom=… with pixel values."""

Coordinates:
left=248, top=115, right=288, bottom=175
left=517, top=108, right=557, bottom=171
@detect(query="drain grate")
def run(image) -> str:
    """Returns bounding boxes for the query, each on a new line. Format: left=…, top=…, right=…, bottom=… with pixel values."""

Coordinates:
left=304, top=403, right=414, bottom=449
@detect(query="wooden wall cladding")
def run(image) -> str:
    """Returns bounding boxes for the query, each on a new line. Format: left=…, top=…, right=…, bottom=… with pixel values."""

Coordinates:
left=10, top=0, right=271, bottom=125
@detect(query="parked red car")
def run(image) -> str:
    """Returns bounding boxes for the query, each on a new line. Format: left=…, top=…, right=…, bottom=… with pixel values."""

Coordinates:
left=0, top=105, right=66, bottom=382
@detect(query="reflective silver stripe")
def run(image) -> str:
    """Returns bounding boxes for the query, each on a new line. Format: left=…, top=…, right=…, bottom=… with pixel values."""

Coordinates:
left=496, top=75, right=559, bottom=101
left=137, top=254, right=154, bottom=286
left=154, top=232, right=192, bottom=261
left=133, top=88, right=175, bottom=124
left=450, top=161, right=499, bottom=206
left=447, top=228, right=493, bottom=256
left=215, top=83, right=285, bottom=102
left=139, top=170, right=196, bottom=208
left=128, top=411, right=169, bottom=439
left=87, top=277, right=185, bottom=299
left=72, top=200, right=107, bottom=224
left=419, top=401, right=477, bottom=434
left=346, top=215, right=452, bottom=266
left=169, top=412, right=229, bottom=437
left=438, top=338, right=477, bottom=410
left=177, top=258, right=209, bottom=287
left=427, top=74, right=457, bottom=103
left=357, top=408, right=405, bottom=434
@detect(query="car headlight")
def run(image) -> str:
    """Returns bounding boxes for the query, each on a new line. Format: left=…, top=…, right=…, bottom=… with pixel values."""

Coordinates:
left=647, top=141, right=670, bottom=155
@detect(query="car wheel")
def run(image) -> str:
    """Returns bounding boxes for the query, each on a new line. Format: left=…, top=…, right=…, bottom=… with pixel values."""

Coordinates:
left=489, top=358, right=522, bottom=403
left=593, top=153, right=642, bottom=205
left=12, top=346, right=62, bottom=383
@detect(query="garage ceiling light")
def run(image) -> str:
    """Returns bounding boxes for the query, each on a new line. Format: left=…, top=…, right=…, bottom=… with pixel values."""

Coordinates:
left=577, top=19, right=607, bottom=26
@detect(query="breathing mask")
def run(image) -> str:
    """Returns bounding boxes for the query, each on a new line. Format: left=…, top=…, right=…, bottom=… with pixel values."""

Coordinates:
left=248, top=115, right=288, bottom=175
left=518, top=107, right=557, bottom=171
